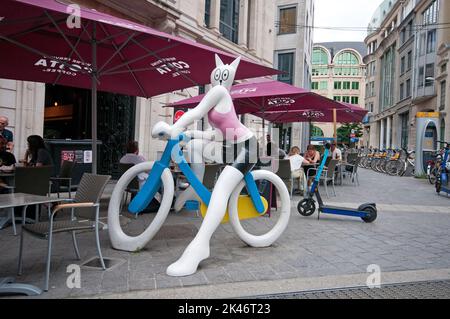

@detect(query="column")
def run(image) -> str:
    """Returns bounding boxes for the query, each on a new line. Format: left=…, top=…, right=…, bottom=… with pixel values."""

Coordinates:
left=209, top=0, right=221, bottom=34
left=386, top=116, right=392, bottom=149
left=379, top=119, right=385, bottom=150
left=238, top=0, right=249, bottom=49
left=247, top=0, right=258, bottom=54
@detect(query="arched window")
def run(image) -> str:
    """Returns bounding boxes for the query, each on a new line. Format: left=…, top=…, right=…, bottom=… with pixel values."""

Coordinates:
left=312, top=47, right=329, bottom=65
left=334, top=51, right=360, bottom=65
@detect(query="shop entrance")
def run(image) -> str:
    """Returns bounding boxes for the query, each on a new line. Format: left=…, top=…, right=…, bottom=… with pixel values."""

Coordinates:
left=44, top=85, right=136, bottom=178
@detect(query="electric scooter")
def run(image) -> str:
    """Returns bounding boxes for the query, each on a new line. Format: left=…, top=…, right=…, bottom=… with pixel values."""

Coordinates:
left=435, top=141, right=450, bottom=196
left=297, top=143, right=377, bottom=223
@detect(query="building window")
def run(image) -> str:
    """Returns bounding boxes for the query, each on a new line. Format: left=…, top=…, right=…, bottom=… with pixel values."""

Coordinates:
left=352, top=82, right=359, bottom=90
left=440, top=81, right=446, bottom=111
left=205, top=0, right=211, bottom=27
left=277, top=52, right=294, bottom=85
left=334, top=51, right=359, bottom=65
left=319, top=81, right=328, bottom=90
left=334, top=82, right=342, bottom=90
left=369, top=81, right=375, bottom=97
left=220, top=0, right=240, bottom=43
left=278, top=6, right=297, bottom=35
left=351, top=96, right=359, bottom=105
left=426, top=29, right=437, bottom=54
left=425, top=63, right=435, bottom=87
left=400, top=83, right=405, bottom=100
left=333, top=96, right=341, bottom=102
left=311, top=82, right=319, bottom=90
left=342, top=96, right=350, bottom=103
left=406, top=79, right=411, bottom=97
left=418, top=66, right=424, bottom=88
left=343, top=81, right=351, bottom=90
left=380, top=45, right=396, bottom=110
left=422, top=0, right=439, bottom=26
left=311, top=67, right=328, bottom=76
left=312, top=47, right=329, bottom=65
left=407, top=51, right=412, bottom=70
left=401, top=56, right=405, bottom=74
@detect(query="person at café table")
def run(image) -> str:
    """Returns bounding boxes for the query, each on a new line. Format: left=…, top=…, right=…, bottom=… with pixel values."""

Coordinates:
left=303, top=144, right=321, bottom=184
left=119, top=140, right=148, bottom=188
left=330, top=143, right=342, bottom=162
left=287, top=146, right=310, bottom=194
left=0, top=135, right=17, bottom=190
left=0, top=116, right=14, bottom=152
left=22, top=135, right=54, bottom=168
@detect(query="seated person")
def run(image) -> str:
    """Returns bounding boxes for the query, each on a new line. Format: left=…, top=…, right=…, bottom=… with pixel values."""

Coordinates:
left=287, top=146, right=310, bottom=193
left=119, top=141, right=148, bottom=189
left=331, top=143, right=342, bottom=162
left=303, top=144, right=321, bottom=179
left=23, top=135, right=54, bottom=167
left=0, top=135, right=16, bottom=171
left=0, top=135, right=16, bottom=190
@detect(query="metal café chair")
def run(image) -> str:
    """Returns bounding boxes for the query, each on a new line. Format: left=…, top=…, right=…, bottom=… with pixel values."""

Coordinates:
left=50, top=160, right=76, bottom=199
left=18, top=173, right=111, bottom=291
left=7, top=166, right=53, bottom=235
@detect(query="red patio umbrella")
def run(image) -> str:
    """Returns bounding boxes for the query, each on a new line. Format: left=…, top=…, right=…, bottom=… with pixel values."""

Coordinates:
left=0, top=0, right=279, bottom=173
left=254, top=103, right=368, bottom=124
left=170, top=79, right=345, bottom=114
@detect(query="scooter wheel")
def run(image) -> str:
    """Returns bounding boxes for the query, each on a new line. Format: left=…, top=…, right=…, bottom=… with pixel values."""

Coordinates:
left=361, top=206, right=377, bottom=223
left=297, top=199, right=316, bottom=217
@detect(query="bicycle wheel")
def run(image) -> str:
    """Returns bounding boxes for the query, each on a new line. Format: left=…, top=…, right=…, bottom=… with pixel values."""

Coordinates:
left=228, top=170, right=291, bottom=248
left=428, top=167, right=437, bottom=184
left=108, top=161, right=174, bottom=252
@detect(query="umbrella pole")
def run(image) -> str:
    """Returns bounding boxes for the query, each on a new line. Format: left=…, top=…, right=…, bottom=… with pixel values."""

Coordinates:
left=91, top=23, right=97, bottom=174
left=333, top=108, right=337, bottom=144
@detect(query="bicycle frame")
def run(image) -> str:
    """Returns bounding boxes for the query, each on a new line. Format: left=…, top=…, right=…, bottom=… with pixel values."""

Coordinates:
left=128, top=134, right=265, bottom=215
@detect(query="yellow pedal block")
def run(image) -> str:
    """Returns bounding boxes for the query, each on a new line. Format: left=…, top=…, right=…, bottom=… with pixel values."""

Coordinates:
left=200, top=195, right=268, bottom=224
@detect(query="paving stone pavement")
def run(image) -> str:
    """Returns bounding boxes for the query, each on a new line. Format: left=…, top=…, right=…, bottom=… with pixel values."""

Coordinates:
left=0, top=168, right=449, bottom=299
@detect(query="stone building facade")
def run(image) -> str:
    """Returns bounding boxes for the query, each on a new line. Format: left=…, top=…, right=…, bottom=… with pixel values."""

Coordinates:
left=363, top=0, right=444, bottom=151
left=1, top=0, right=314, bottom=166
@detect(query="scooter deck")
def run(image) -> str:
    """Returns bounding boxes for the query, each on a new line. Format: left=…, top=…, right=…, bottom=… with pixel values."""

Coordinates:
left=320, top=205, right=369, bottom=218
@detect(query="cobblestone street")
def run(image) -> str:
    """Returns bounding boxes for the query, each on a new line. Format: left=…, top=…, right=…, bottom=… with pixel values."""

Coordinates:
left=1, top=168, right=449, bottom=299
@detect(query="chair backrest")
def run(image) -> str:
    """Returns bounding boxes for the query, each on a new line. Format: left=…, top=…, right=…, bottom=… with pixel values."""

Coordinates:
left=14, top=165, right=53, bottom=196
left=326, top=159, right=339, bottom=178
left=352, top=157, right=362, bottom=173
left=324, top=156, right=332, bottom=167
left=347, top=153, right=358, bottom=165
left=74, top=173, right=111, bottom=219
left=276, top=159, right=292, bottom=180
left=119, top=163, right=139, bottom=191
left=59, top=160, right=75, bottom=178
left=203, top=164, right=222, bottom=190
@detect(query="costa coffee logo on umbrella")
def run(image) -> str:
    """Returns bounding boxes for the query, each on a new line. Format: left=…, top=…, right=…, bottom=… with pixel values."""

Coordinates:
left=151, top=57, right=191, bottom=78
left=302, top=110, right=325, bottom=118
left=34, top=56, right=92, bottom=77
left=268, top=97, right=295, bottom=107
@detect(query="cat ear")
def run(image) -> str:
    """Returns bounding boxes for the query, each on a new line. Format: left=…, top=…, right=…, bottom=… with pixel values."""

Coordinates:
left=230, top=56, right=241, bottom=70
left=215, top=54, right=224, bottom=67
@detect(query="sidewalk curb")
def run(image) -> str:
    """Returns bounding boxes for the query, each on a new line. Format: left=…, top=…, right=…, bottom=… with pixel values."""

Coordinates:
left=83, top=268, right=450, bottom=299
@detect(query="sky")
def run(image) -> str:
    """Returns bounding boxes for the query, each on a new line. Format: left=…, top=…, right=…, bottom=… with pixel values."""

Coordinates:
left=314, top=0, right=385, bottom=43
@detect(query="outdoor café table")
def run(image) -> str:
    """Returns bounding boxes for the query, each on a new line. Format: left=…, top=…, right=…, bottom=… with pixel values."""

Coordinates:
left=0, top=193, right=66, bottom=296
left=0, top=171, right=15, bottom=231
